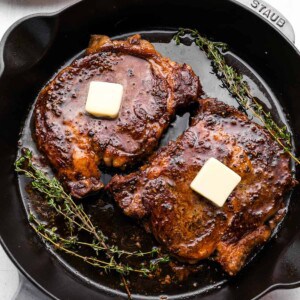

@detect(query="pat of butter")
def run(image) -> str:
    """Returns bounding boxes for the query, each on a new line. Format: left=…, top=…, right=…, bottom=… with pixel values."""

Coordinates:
left=85, top=81, right=123, bottom=118
left=190, top=158, right=241, bottom=207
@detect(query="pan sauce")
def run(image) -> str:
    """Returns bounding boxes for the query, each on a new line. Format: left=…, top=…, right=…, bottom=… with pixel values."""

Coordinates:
left=17, top=31, right=294, bottom=297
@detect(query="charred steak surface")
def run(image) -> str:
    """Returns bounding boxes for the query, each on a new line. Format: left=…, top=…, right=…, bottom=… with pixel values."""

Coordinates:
left=108, top=98, right=296, bottom=275
left=35, top=35, right=201, bottom=198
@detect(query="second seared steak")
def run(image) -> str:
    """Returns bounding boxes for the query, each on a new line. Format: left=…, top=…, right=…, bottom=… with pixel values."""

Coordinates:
left=108, top=98, right=296, bottom=275
left=35, top=35, right=201, bottom=198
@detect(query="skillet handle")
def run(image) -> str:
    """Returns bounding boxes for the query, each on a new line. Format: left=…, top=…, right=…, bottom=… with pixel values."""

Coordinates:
left=234, top=0, right=295, bottom=43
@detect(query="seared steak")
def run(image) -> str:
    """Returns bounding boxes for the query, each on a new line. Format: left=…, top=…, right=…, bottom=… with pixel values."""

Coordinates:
left=108, top=98, right=296, bottom=275
left=35, top=35, right=201, bottom=198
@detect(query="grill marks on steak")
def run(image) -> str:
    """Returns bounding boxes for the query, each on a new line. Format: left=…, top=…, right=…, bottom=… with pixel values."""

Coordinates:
left=34, top=35, right=201, bottom=198
left=108, top=98, right=296, bottom=275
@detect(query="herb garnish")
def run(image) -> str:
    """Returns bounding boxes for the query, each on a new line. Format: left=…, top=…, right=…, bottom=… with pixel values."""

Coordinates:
left=173, top=28, right=299, bottom=164
left=15, top=148, right=170, bottom=299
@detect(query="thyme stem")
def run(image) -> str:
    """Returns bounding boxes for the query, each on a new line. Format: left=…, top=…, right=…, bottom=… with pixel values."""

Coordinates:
left=15, top=149, right=170, bottom=299
left=173, top=28, right=299, bottom=164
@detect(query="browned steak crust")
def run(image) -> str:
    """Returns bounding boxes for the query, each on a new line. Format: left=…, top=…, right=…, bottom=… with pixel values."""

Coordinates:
left=35, top=35, right=201, bottom=198
left=107, top=98, right=296, bottom=275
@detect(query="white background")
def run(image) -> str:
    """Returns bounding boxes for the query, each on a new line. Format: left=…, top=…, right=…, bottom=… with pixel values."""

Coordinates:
left=0, top=0, right=300, bottom=299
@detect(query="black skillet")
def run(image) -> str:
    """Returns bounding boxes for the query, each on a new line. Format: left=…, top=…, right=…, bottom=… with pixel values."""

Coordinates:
left=0, top=0, right=300, bottom=299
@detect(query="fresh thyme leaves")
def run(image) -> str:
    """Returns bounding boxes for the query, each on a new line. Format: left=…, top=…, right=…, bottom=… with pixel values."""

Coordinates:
left=15, top=148, right=170, bottom=299
left=149, top=256, right=171, bottom=272
left=29, top=213, right=164, bottom=277
left=173, top=28, right=299, bottom=164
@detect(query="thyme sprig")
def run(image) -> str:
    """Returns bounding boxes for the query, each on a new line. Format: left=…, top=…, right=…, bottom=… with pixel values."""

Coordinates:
left=15, top=149, right=170, bottom=299
left=174, top=28, right=299, bottom=164
left=29, top=213, right=162, bottom=275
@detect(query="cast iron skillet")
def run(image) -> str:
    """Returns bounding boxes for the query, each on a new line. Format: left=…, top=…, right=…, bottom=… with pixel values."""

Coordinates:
left=0, top=0, right=300, bottom=299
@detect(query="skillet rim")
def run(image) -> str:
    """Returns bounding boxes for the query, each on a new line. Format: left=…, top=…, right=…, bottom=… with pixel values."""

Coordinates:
left=0, top=0, right=300, bottom=299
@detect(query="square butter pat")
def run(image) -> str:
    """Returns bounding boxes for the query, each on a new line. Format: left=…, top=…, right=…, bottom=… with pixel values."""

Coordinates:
left=85, top=81, right=123, bottom=118
left=190, top=158, right=241, bottom=207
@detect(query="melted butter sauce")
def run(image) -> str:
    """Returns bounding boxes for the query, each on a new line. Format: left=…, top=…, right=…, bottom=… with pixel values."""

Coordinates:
left=18, top=30, right=294, bottom=298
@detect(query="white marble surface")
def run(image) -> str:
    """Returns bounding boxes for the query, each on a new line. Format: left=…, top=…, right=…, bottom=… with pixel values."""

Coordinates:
left=0, top=246, right=18, bottom=300
left=0, top=0, right=300, bottom=299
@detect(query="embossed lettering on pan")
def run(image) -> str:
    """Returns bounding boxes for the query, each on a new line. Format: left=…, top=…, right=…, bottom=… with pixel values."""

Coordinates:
left=251, top=0, right=285, bottom=27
